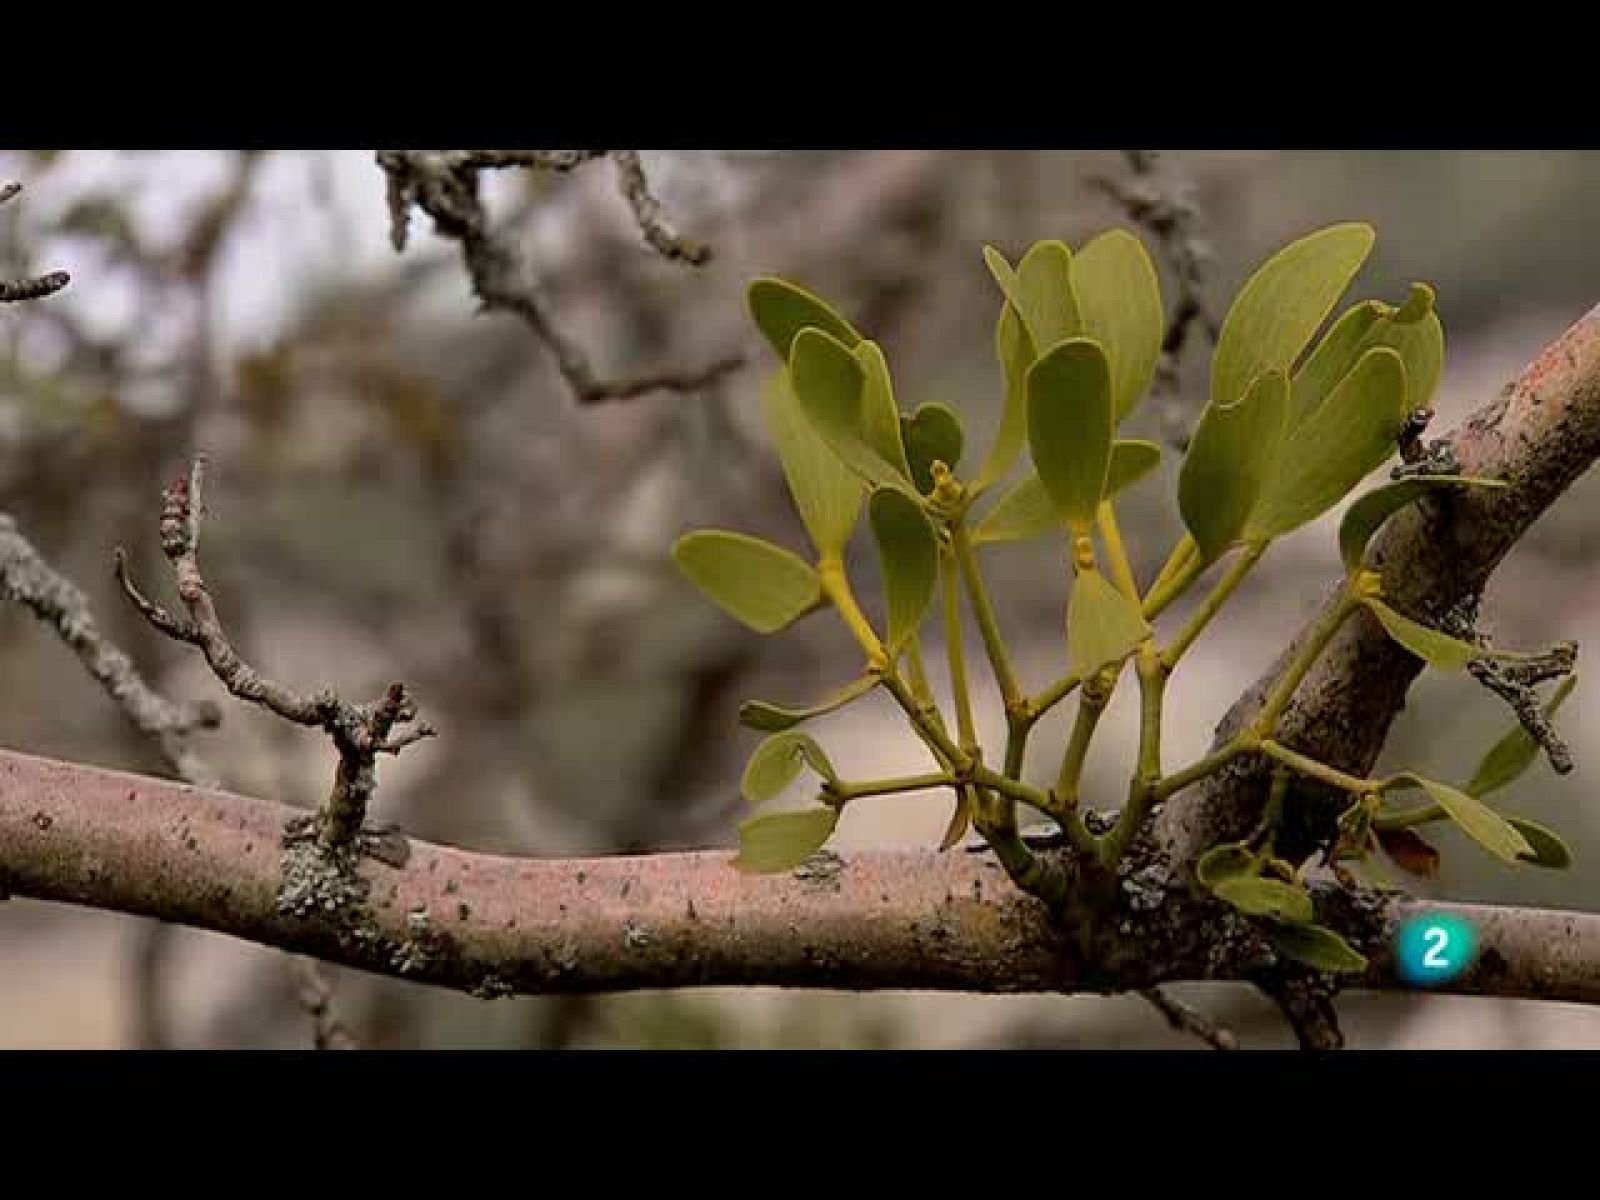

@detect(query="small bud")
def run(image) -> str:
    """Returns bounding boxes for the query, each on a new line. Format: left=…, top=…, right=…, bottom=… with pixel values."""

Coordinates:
left=1072, top=535, right=1097, bottom=573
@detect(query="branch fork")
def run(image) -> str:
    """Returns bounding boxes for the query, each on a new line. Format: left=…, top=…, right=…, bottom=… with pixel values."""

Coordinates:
left=115, top=458, right=435, bottom=854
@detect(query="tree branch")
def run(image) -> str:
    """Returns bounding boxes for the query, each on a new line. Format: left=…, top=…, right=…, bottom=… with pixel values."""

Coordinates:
left=374, top=150, right=742, bottom=405
left=3, top=744, right=1598, bottom=1010
left=1156, top=302, right=1600, bottom=867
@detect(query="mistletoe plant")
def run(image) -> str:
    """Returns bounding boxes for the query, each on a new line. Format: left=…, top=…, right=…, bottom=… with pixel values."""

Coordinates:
left=673, top=222, right=1578, bottom=974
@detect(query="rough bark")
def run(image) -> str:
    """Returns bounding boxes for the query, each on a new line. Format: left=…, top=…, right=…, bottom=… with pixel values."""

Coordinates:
left=4, top=745, right=1599, bottom=1006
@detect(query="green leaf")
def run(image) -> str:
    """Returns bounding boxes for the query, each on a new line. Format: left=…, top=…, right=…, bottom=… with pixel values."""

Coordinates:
left=972, top=473, right=1056, bottom=546
left=1107, top=439, right=1163, bottom=497
left=1027, top=338, right=1114, bottom=532
left=672, top=530, right=823, bottom=634
left=789, top=328, right=903, bottom=487
left=1014, top=241, right=1082, bottom=350
left=1247, top=346, right=1409, bottom=539
left=974, top=293, right=1037, bottom=491
left=1507, top=817, right=1572, bottom=869
left=1179, top=370, right=1289, bottom=563
left=734, top=806, right=840, bottom=874
left=1465, top=675, right=1577, bottom=797
left=1366, top=599, right=1483, bottom=671
left=854, top=340, right=912, bottom=480
left=739, top=674, right=879, bottom=732
left=1212, top=222, right=1375, bottom=413
left=901, top=402, right=965, bottom=495
left=869, top=484, right=939, bottom=653
left=1196, top=843, right=1257, bottom=888
left=740, top=732, right=837, bottom=805
left=973, top=441, right=1161, bottom=548
left=1068, top=568, right=1151, bottom=676
left=1211, top=875, right=1315, bottom=924
left=982, top=245, right=1022, bottom=303
left=1339, top=475, right=1508, bottom=573
left=1269, top=923, right=1369, bottom=974
left=1396, top=773, right=1535, bottom=864
left=1071, top=229, right=1164, bottom=422
left=1291, top=297, right=1444, bottom=429
left=748, top=277, right=862, bottom=361
left=760, top=370, right=863, bottom=558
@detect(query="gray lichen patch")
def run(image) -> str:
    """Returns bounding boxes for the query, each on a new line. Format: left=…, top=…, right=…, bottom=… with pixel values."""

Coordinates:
left=277, top=816, right=373, bottom=924
left=792, top=849, right=844, bottom=892
left=387, top=905, right=436, bottom=974
left=469, top=973, right=514, bottom=1001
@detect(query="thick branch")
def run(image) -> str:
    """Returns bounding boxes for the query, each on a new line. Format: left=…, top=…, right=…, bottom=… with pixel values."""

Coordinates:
left=3, top=745, right=1598, bottom=1007
left=1157, top=302, right=1600, bottom=865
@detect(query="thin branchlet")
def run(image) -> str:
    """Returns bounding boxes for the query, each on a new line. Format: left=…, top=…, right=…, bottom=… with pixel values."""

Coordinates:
left=0, top=181, right=70, bottom=303
left=374, top=150, right=741, bottom=405
left=1140, top=986, right=1240, bottom=1050
left=1438, top=592, right=1577, bottom=774
left=117, top=458, right=436, bottom=849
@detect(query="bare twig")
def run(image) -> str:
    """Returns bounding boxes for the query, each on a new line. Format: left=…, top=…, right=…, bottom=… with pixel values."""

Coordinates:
left=292, top=957, right=359, bottom=1049
left=609, top=151, right=711, bottom=265
left=0, top=516, right=222, bottom=787
left=115, top=457, right=435, bottom=849
left=1139, top=987, right=1240, bottom=1050
left=1090, top=151, right=1218, bottom=447
left=1469, top=649, right=1578, bottom=775
left=374, top=150, right=743, bottom=406
left=0, top=181, right=70, bottom=303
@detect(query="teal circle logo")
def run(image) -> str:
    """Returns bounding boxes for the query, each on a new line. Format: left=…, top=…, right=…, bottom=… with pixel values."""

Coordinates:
left=1395, top=912, right=1478, bottom=986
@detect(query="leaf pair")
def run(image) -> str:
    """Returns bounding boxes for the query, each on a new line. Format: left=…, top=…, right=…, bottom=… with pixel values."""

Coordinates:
left=971, top=440, right=1162, bottom=547
left=1378, top=677, right=1577, bottom=877
left=668, top=369, right=854, bottom=639
left=1180, top=346, right=1411, bottom=562
left=978, top=232, right=1164, bottom=491
left=1177, top=224, right=1444, bottom=565
left=775, top=305, right=965, bottom=501
left=1196, top=842, right=1368, bottom=974
left=734, top=732, right=840, bottom=874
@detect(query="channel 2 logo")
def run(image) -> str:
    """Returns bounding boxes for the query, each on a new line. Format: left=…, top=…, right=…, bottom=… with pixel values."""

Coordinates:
left=1395, top=912, right=1479, bottom=986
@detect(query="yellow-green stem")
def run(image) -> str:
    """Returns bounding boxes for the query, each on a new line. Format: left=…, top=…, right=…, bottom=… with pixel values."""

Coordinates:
left=1099, top=642, right=1167, bottom=866
left=904, top=636, right=941, bottom=721
left=1251, top=587, right=1363, bottom=735
left=1097, top=502, right=1142, bottom=604
left=951, top=519, right=1025, bottom=713
left=1150, top=740, right=1250, bottom=801
left=1250, top=768, right=1292, bottom=851
left=879, top=671, right=967, bottom=772
left=1259, top=739, right=1379, bottom=795
left=835, top=771, right=957, bottom=800
left=940, top=551, right=979, bottom=752
left=1056, top=682, right=1109, bottom=803
left=1143, top=533, right=1202, bottom=620
left=1160, top=542, right=1267, bottom=671
left=819, top=555, right=886, bottom=665
left=1026, top=669, right=1083, bottom=726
